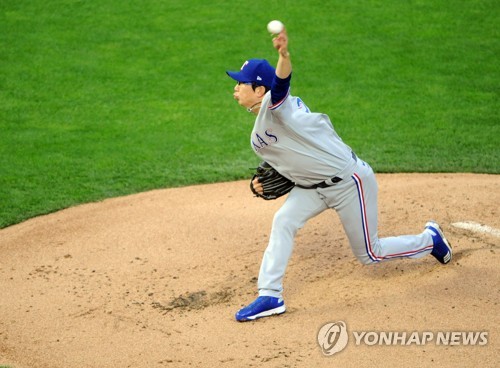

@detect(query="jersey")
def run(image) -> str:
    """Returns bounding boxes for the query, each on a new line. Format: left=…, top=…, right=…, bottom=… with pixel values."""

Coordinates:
left=250, top=76, right=356, bottom=187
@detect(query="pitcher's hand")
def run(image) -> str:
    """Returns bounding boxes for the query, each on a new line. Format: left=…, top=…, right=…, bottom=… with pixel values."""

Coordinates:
left=251, top=177, right=263, bottom=195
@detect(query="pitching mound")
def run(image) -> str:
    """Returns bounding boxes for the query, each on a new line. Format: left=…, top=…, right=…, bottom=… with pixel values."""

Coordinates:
left=0, top=174, right=498, bottom=368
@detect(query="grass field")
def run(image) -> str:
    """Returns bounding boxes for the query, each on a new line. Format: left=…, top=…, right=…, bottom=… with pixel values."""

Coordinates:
left=1, top=0, right=498, bottom=228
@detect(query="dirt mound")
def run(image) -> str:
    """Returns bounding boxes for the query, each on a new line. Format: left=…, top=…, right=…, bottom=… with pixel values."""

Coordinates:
left=0, top=174, right=498, bottom=368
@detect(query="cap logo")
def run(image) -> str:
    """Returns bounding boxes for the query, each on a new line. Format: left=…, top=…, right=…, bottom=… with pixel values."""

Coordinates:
left=240, top=60, right=249, bottom=70
left=257, top=76, right=262, bottom=81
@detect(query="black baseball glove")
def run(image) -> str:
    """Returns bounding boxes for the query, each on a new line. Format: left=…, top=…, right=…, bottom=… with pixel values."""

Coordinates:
left=250, top=161, right=295, bottom=200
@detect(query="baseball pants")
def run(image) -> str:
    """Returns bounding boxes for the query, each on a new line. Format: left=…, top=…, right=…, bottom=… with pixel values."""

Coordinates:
left=258, top=158, right=434, bottom=298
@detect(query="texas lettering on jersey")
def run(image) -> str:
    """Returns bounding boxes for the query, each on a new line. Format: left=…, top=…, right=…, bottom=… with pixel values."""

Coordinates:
left=252, top=129, right=278, bottom=152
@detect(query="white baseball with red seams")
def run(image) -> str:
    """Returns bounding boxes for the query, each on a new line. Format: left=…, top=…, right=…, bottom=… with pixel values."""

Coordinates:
left=267, top=20, right=284, bottom=34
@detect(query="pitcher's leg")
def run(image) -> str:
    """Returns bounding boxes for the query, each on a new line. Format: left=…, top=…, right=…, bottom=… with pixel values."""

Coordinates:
left=258, top=187, right=327, bottom=297
left=337, top=168, right=434, bottom=264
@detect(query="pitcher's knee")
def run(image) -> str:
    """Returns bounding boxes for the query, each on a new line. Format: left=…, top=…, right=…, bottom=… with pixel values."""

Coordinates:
left=272, top=210, right=302, bottom=233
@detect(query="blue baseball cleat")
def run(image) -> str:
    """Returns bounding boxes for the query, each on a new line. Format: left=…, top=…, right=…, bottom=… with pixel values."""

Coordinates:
left=425, top=221, right=452, bottom=264
left=235, top=296, right=286, bottom=322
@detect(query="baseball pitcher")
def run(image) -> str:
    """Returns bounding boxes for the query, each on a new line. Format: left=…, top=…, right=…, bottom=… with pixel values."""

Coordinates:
left=226, top=24, right=452, bottom=322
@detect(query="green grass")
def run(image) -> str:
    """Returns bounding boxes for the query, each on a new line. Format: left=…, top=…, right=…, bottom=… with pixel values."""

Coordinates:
left=1, top=0, right=499, bottom=228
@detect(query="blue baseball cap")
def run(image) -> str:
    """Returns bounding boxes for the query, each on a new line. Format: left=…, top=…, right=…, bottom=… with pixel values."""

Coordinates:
left=226, top=59, right=276, bottom=89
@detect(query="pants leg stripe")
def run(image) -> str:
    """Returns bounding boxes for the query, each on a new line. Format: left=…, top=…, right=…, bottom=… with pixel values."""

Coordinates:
left=352, top=173, right=377, bottom=262
left=352, top=174, right=434, bottom=262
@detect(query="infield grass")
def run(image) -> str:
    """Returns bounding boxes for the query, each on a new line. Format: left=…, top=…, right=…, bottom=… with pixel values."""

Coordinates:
left=1, top=0, right=499, bottom=227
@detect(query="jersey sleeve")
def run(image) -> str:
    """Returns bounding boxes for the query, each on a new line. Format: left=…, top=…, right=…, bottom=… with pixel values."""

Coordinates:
left=270, top=73, right=291, bottom=107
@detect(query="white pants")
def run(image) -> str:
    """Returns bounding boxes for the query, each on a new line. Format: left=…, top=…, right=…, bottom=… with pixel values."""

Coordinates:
left=258, top=159, right=434, bottom=298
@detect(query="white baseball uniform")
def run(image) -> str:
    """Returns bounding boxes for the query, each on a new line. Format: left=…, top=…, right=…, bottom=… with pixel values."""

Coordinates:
left=251, top=80, right=435, bottom=298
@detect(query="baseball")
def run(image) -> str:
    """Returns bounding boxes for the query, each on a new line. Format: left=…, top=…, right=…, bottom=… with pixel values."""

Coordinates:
left=267, top=20, right=284, bottom=35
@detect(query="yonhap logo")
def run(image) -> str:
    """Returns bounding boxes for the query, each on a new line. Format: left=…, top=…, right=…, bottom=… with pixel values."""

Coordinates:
left=317, top=321, right=489, bottom=356
left=317, top=321, right=349, bottom=356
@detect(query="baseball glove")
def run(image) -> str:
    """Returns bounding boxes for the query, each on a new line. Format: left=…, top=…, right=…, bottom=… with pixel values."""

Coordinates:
left=250, top=161, right=295, bottom=200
